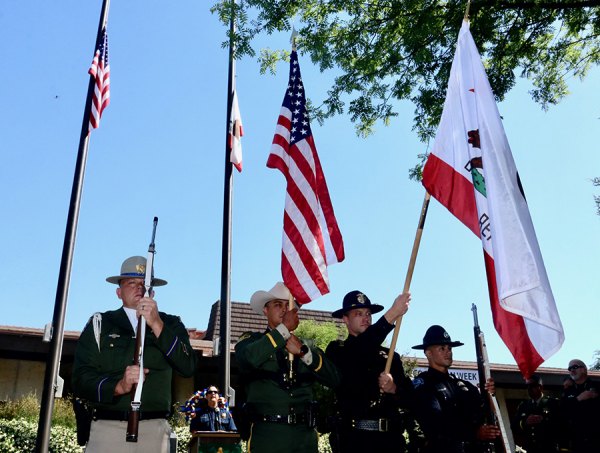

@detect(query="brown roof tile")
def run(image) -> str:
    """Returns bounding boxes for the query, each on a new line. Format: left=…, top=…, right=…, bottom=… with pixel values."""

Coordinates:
left=203, top=301, right=344, bottom=342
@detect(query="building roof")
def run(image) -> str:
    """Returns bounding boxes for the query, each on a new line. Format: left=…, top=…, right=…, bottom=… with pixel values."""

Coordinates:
left=203, top=301, right=345, bottom=342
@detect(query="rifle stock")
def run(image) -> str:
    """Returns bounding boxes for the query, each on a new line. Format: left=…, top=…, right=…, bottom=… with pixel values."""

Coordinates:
left=125, top=320, right=143, bottom=441
left=126, top=217, right=158, bottom=442
left=471, top=304, right=511, bottom=453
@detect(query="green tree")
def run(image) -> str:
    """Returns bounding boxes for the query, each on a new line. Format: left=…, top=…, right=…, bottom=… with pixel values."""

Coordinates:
left=593, top=177, right=600, bottom=215
left=212, top=0, right=600, bottom=142
left=294, top=319, right=347, bottom=350
left=590, top=350, right=600, bottom=370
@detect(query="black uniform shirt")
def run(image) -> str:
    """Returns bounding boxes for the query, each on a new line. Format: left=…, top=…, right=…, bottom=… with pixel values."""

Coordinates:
left=412, top=367, right=483, bottom=445
left=326, top=316, right=412, bottom=420
left=562, top=378, right=600, bottom=447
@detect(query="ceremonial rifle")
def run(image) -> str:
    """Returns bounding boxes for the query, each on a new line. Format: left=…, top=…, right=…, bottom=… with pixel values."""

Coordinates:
left=126, top=217, right=158, bottom=442
left=472, top=303, right=511, bottom=453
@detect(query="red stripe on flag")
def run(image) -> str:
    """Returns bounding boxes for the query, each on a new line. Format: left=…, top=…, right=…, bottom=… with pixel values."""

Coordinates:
left=483, top=252, right=543, bottom=378
left=277, top=113, right=292, bottom=130
left=311, top=135, right=345, bottom=262
left=422, top=153, right=480, bottom=237
left=272, top=133, right=289, bottom=153
left=267, top=152, right=328, bottom=264
left=283, top=212, right=330, bottom=299
left=281, top=253, right=311, bottom=305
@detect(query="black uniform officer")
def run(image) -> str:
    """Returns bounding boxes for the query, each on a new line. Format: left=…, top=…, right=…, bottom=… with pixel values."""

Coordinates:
left=326, top=290, right=413, bottom=453
left=511, top=375, right=560, bottom=452
left=411, top=325, right=500, bottom=453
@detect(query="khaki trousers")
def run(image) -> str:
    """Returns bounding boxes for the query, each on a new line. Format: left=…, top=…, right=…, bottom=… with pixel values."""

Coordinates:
left=85, top=418, right=171, bottom=453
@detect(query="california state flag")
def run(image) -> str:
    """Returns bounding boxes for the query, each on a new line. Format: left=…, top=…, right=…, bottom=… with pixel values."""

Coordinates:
left=422, top=20, right=564, bottom=378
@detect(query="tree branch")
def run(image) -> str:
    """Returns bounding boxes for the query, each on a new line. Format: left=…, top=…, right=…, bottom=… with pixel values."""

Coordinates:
left=475, top=0, right=600, bottom=10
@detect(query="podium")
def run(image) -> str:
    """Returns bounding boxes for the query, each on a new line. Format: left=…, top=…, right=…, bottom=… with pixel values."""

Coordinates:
left=189, top=431, right=241, bottom=453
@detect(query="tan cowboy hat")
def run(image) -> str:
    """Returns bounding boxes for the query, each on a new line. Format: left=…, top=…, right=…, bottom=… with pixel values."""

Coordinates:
left=106, top=256, right=167, bottom=286
left=250, top=282, right=298, bottom=315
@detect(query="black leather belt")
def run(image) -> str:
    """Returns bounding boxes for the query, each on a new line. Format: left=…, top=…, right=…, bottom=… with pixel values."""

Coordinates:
left=429, top=440, right=475, bottom=453
left=255, top=413, right=308, bottom=425
left=94, top=410, right=169, bottom=421
left=351, top=418, right=389, bottom=432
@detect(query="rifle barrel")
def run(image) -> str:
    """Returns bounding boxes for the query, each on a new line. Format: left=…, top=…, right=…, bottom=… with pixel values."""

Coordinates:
left=126, top=217, right=158, bottom=442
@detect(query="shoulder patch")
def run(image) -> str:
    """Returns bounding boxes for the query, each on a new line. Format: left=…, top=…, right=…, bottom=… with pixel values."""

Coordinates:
left=238, top=331, right=253, bottom=342
left=413, top=377, right=425, bottom=389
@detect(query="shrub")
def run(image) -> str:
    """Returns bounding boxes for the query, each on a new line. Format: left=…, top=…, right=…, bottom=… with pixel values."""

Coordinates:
left=0, top=392, right=76, bottom=429
left=0, top=418, right=82, bottom=453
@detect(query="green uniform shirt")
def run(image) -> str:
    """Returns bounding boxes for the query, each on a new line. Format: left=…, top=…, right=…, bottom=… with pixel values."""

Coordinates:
left=235, top=328, right=340, bottom=414
left=72, top=307, right=197, bottom=412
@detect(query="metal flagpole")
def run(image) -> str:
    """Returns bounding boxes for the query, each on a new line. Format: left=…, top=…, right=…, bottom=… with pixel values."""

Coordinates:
left=384, top=191, right=431, bottom=373
left=35, top=0, right=111, bottom=450
left=218, top=0, right=237, bottom=404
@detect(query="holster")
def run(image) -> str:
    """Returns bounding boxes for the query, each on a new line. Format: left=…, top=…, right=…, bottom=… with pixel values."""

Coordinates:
left=305, top=401, right=319, bottom=429
left=72, top=397, right=93, bottom=446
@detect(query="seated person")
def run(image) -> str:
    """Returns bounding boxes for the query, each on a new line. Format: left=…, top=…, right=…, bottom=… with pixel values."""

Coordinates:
left=189, top=386, right=237, bottom=432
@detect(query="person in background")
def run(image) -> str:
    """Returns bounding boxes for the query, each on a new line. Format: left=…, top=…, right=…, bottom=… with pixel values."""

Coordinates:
left=561, top=359, right=600, bottom=452
left=511, top=374, right=560, bottom=452
left=189, top=385, right=237, bottom=432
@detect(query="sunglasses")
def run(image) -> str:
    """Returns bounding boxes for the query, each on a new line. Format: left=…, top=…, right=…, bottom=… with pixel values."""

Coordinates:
left=568, top=365, right=585, bottom=371
left=206, top=390, right=219, bottom=395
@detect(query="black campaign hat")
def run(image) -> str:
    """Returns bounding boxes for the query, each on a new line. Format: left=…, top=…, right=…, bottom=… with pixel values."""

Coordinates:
left=412, top=325, right=464, bottom=350
left=331, top=290, right=384, bottom=319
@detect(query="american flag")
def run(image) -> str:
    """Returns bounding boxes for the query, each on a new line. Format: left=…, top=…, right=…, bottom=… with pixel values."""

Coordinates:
left=88, top=28, right=110, bottom=132
left=267, top=50, right=345, bottom=304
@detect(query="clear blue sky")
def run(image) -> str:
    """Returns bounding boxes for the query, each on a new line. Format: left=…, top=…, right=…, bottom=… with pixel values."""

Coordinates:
left=1, top=1, right=598, bottom=374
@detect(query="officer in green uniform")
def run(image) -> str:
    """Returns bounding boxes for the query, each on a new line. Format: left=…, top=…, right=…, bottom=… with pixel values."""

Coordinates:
left=511, top=375, right=560, bottom=453
left=72, top=256, right=197, bottom=453
left=235, top=282, right=340, bottom=453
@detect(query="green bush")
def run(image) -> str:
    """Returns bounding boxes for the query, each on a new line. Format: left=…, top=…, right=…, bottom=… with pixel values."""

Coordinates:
left=0, top=395, right=336, bottom=452
left=172, top=425, right=191, bottom=453
left=0, top=392, right=76, bottom=429
left=0, top=418, right=83, bottom=453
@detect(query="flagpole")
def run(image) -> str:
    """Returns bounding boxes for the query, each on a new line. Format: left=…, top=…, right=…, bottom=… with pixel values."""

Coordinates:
left=35, top=0, right=111, bottom=450
left=218, top=0, right=236, bottom=404
left=384, top=191, right=431, bottom=373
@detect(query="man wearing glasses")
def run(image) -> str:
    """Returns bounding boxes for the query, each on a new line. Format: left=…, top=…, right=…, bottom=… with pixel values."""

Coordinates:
left=561, top=359, right=600, bottom=452
left=190, top=386, right=237, bottom=432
